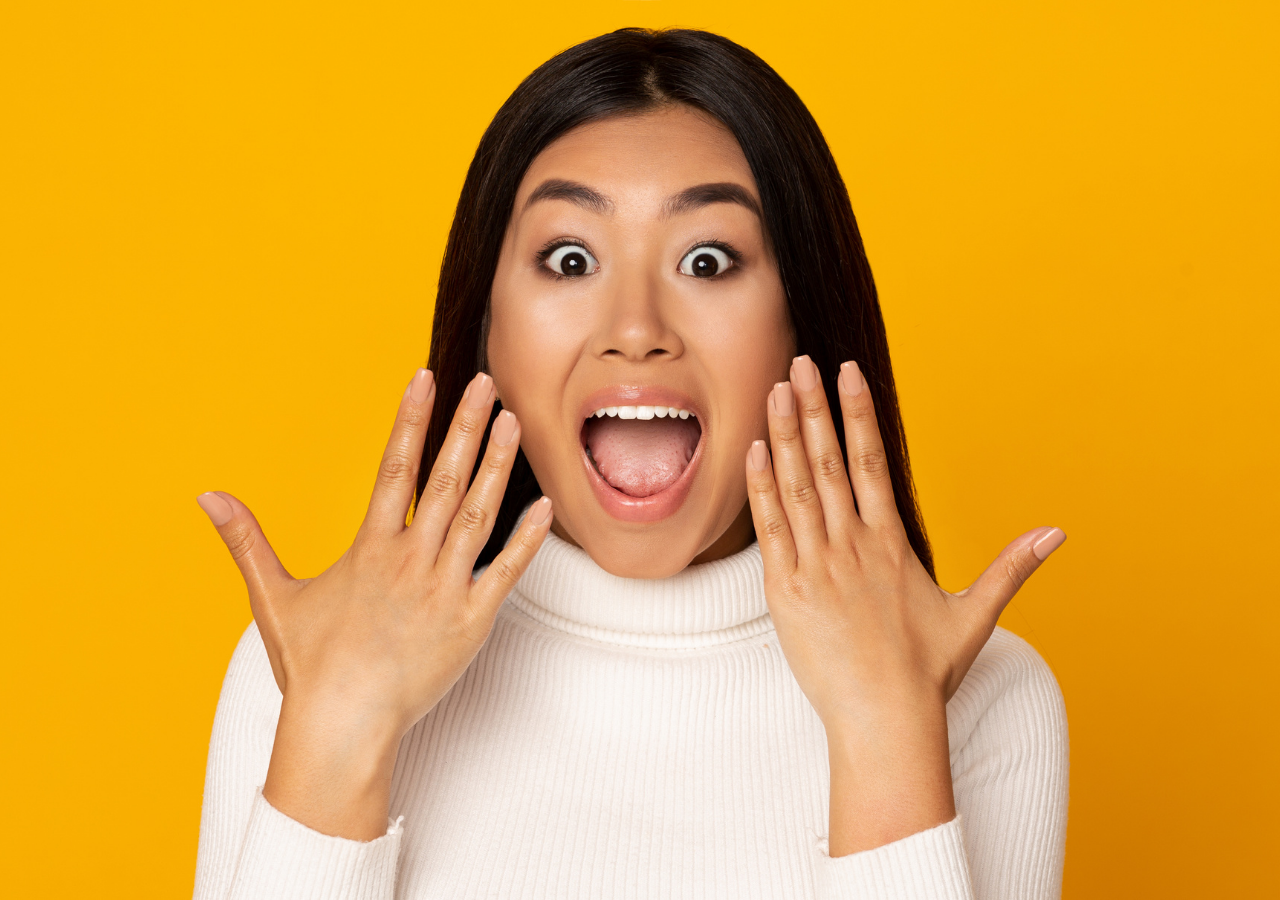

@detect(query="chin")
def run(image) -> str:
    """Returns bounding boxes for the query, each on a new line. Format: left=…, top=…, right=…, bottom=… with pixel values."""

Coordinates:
left=561, top=512, right=714, bottom=580
left=550, top=473, right=750, bottom=580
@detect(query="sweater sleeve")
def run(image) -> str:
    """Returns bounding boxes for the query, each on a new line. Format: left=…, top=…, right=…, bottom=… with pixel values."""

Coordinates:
left=811, top=628, right=1068, bottom=900
left=192, top=622, right=404, bottom=900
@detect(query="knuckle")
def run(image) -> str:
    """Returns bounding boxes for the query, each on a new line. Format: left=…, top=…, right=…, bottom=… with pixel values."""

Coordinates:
left=482, top=448, right=508, bottom=476
left=454, top=500, right=490, bottom=535
left=459, top=603, right=498, bottom=645
left=376, top=453, right=415, bottom=487
left=396, top=401, right=427, bottom=435
left=881, top=533, right=911, bottom=570
left=854, top=447, right=889, bottom=479
left=349, top=534, right=379, bottom=566
left=1003, top=551, right=1037, bottom=589
left=486, top=555, right=522, bottom=588
left=779, top=571, right=807, bottom=601
left=761, top=512, right=790, bottom=542
left=399, top=402, right=427, bottom=431
left=847, top=394, right=877, bottom=421
left=800, top=402, right=829, bottom=424
left=772, top=426, right=803, bottom=450
left=452, top=412, right=485, bottom=440
left=782, top=474, right=817, bottom=507
left=427, top=468, right=463, bottom=501
left=812, top=450, right=846, bottom=481
left=222, top=522, right=258, bottom=561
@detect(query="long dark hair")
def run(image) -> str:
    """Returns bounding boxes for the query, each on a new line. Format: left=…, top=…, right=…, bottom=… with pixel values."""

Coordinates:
left=419, top=27, right=934, bottom=577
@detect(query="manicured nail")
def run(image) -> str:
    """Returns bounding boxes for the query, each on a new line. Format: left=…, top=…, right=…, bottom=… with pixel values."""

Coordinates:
left=791, top=355, right=819, bottom=391
left=839, top=361, right=865, bottom=397
left=749, top=440, right=769, bottom=472
left=466, top=372, right=494, bottom=408
left=770, top=382, right=794, bottom=417
left=197, top=492, right=234, bottom=526
left=1032, top=527, right=1067, bottom=561
left=409, top=368, right=434, bottom=404
left=529, top=496, right=553, bottom=526
left=492, top=409, right=518, bottom=446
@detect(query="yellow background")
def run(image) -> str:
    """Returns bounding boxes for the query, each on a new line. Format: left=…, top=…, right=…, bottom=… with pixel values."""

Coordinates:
left=2, top=1, right=1276, bottom=896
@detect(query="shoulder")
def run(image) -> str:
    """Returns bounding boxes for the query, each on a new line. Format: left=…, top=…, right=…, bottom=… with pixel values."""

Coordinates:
left=946, top=627, right=1068, bottom=757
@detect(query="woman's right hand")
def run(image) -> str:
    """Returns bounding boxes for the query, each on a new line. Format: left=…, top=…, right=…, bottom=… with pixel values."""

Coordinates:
left=196, top=369, right=553, bottom=840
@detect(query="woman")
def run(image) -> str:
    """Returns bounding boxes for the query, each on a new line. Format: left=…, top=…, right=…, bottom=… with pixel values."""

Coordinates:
left=193, top=28, right=1068, bottom=899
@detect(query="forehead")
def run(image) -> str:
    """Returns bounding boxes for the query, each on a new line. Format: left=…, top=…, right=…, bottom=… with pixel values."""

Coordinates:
left=515, top=106, right=757, bottom=206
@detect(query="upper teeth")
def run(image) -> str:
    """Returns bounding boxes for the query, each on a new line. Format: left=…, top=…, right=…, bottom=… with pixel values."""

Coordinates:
left=593, top=405, right=693, bottom=420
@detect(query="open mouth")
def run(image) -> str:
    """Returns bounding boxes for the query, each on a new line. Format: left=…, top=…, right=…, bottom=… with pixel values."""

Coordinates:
left=581, top=404, right=703, bottom=499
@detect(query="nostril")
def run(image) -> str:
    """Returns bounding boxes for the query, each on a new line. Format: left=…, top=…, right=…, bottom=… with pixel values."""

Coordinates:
left=602, top=347, right=671, bottom=359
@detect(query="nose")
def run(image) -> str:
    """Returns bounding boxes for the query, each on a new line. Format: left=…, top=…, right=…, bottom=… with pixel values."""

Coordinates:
left=593, top=267, right=685, bottom=363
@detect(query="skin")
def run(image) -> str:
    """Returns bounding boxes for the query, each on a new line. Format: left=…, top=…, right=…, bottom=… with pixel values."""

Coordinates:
left=487, top=107, right=792, bottom=576
left=198, top=105, right=1064, bottom=854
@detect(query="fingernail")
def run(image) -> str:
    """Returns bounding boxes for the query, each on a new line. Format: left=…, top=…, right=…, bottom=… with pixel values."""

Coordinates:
left=409, top=368, right=434, bottom=404
left=197, top=492, right=234, bottom=526
left=791, top=355, right=819, bottom=391
left=1032, top=527, right=1067, bottom=561
left=770, top=382, right=794, bottom=417
left=529, top=496, right=553, bottom=526
left=748, top=440, right=769, bottom=471
left=839, top=361, right=865, bottom=397
left=492, top=409, right=518, bottom=446
left=466, top=373, right=494, bottom=408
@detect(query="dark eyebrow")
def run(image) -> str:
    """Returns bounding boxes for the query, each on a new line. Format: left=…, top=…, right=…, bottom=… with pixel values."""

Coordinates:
left=523, top=179, right=613, bottom=214
left=663, top=182, right=762, bottom=219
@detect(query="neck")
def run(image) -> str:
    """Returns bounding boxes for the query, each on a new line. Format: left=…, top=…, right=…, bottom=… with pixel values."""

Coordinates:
left=507, top=526, right=769, bottom=649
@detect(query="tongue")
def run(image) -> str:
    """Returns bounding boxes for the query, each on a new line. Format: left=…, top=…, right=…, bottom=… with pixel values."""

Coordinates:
left=585, top=416, right=701, bottom=498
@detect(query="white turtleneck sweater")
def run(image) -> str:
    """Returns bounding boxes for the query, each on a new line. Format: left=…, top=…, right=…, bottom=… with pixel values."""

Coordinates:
left=193, top=533, right=1068, bottom=899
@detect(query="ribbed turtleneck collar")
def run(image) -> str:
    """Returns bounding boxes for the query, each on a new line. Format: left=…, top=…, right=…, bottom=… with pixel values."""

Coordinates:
left=506, top=531, right=772, bottom=649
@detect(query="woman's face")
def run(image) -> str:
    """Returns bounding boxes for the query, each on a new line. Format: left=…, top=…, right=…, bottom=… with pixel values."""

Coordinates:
left=488, top=106, right=794, bottom=578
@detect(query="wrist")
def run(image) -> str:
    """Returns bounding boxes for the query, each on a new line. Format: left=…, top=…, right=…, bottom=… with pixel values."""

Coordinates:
left=818, top=673, right=946, bottom=738
left=823, top=686, right=954, bottom=857
left=263, top=690, right=404, bottom=841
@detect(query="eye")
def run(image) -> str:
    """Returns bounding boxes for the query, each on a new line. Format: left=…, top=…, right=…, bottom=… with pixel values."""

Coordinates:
left=544, top=243, right=599, bottom=277
left=678, top=245, right=734, bottom=278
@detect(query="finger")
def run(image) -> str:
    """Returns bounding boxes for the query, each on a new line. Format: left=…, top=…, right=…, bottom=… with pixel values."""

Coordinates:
left=745, top=439, right=798, bottom=575
left=767, top=380, right=828, bottom=547
left=789, top=355, right=858, bottom=537
left=196, top=491, right=294, bottom=609
left=836, top=361, right=897, bottom=528
left=469, top=496, right=554, bottom=618
left=961, top=527, right=1067, bottom=627
left=409, top=371, right=497, bottom=553
left=436, top=409, right=522, bottom=576
left=362, top=368, right=436, bottom=536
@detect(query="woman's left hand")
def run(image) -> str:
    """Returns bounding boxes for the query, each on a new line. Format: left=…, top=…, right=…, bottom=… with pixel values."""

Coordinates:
left=744, top=355, right=1065, bottom=856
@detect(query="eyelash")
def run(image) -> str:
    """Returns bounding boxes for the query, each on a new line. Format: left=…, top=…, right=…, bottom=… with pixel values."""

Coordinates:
left=682, top=240, right=742, bottom=277
left=535, top=238, right=593, bottom=281
left=534, top=239, right=744, bottom=279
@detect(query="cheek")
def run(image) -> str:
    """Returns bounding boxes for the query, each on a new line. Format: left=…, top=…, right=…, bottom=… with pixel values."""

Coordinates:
left=487, top=279, right=583, bottom=476
left=489, top=249, right=597, bottom=398
left=696, top=284, right=794, bottom=429
left=487, top=298, right=545, bottom=413
left=488, top=261, right=544, bottom=392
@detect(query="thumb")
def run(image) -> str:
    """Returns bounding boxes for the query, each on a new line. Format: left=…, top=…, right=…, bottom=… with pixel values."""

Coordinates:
left=196, top=491, right=293, bottom=609
left=962, top=526, right=1067, bottom=625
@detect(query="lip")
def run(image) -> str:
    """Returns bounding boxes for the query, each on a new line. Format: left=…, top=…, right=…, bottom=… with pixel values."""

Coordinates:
left=577, top=385, right=706, bottom=523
